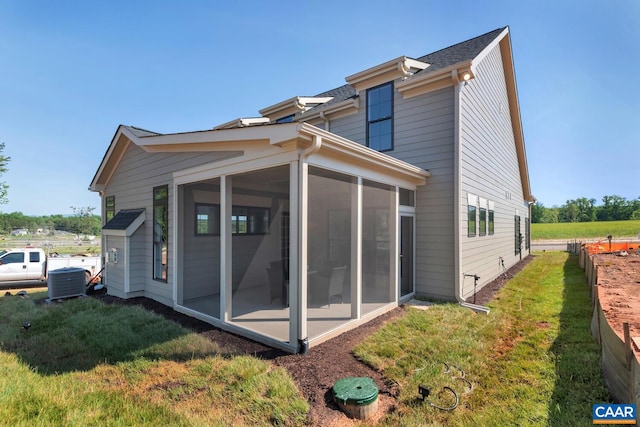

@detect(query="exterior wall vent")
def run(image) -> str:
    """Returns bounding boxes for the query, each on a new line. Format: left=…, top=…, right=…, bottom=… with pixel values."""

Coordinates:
left=47, top=267, right=86, bottom=302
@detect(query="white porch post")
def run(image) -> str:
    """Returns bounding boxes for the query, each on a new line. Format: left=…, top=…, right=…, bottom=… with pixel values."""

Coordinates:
left=295, top=159, right=309, bottom=346
left=390, top=188, right=399, bottom=303
left=220, top=175, right=232, bottom=323
left=289, top=160, right=301, bottom=348
left=351, top=177, right=362, bottom=319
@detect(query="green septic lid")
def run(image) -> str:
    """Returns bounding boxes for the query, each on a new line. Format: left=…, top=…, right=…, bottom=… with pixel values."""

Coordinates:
left=332, top=377, right=379, bottom=406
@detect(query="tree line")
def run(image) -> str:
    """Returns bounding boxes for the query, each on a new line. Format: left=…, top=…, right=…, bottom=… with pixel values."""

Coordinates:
left=0, top=207, right=101, bottom=236
left=532, top=195, right=640, bottom=223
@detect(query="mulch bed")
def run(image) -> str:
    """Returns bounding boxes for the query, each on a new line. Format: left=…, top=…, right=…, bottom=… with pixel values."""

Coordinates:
left=91, top=255, right=533, bottom=425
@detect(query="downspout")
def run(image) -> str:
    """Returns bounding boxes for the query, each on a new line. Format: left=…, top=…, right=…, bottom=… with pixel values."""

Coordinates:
left=319, top=111, right=330, bottom=132
left=296, top=133, right=322, bottom=354
left=452, top=70, right=490, bottom=314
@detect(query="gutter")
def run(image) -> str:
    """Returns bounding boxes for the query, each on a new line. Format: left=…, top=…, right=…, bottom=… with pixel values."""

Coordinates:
left=452, top=69, right=490, bottom=315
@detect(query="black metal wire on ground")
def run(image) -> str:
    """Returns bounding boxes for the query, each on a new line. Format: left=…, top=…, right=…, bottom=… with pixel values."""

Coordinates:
left=413, top=361, right=472, bottom=411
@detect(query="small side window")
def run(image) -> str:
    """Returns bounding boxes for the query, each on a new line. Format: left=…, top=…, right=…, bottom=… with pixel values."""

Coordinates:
left=29, top=252, right=40, bottom=263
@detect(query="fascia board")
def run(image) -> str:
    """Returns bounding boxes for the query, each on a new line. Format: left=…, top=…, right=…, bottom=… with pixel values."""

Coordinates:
left=258, top=96, right=333, bottom=119
left=346, top=56, right=429, bottom=92
left=297, top=123, right=430, bottom=183
left=136, top=123, right=301, bottom=149
left=300, top=98, right=360, bottom=122
left=396, top=60, right=473, bottom=98
left=499, top=31, right=534, bottom=202
left=213, top=117, right=270, bottom=130
left=89, top=125, right=136, bottom=192
left=124, top=211, right=146, bottom=237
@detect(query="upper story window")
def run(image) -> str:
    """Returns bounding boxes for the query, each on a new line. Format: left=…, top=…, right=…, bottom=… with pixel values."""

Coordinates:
left=105, top=195, right=115, bottom=222
left=367, top=82, right=393, bottom=152
left=275, top=114, right=294, bottom=124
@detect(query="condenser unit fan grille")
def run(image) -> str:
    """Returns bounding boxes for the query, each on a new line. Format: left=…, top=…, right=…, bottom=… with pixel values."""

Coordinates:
left=47, top=267, right=86, bottom=301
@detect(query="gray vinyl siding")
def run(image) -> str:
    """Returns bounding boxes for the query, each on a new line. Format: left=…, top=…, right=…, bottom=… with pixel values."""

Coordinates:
left=393, top=86, right=456, bottom=300
left=458, top=44, right=529, bottom=298
left=104, top=235, right=125, bottom=298
left=328, top=86, right=457, bottom=300
left=104, top=143, right=239, bottom=305
left=328, top=105, right=366, bottom=145
left=129, top=225, right=145, bottom=293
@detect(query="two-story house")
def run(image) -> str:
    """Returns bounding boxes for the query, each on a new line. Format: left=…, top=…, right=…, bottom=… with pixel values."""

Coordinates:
left=90, top=26, right=533, bottom=353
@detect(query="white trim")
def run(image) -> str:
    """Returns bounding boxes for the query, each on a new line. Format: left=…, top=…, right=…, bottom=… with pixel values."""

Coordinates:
left=289, top=161, right=300, bottom=347
left=213, top=117, right=270, bottom=130
left=346, top=56, right=429, bottom=93
left=174, top=304, right=297, bottom=353
left=351, top=177, right=362, bottom=320
left=221, top=176, right=232, bottom=323
left=297, top=160, right=309, bottom=342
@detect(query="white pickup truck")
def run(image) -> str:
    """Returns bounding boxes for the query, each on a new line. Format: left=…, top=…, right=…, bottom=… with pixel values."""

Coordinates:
left=0, top=247, right=101, bottom=283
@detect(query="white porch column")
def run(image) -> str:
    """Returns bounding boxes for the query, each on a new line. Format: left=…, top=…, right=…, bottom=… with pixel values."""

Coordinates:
left=295, top=159, right=309, bottom=346
left=351, top=177, right=362, bottom=319
left=390, top=187, right=399, bottom=303
left=220, top=175, right=232, bottom=323
left=289, top=160, right=301, bottom=348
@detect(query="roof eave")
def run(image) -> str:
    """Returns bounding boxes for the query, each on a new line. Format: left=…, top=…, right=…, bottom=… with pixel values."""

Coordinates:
left=499, top=29, right=534, bottom=202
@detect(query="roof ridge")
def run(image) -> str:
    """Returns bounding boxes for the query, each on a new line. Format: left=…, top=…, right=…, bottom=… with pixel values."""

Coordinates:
left=416, top=26, right=506, bottom=61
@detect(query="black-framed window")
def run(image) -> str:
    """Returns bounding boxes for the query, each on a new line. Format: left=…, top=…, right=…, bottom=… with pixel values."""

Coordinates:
left=479, top=207, right=487, bottom=236
left=526, top=217, right=531, bottom=250
left=231, top=206, right=270, bottom=235
left=275, top=114, right=294, bottom=123
left=367, top=82, right=393, bottom=151
left=195, top=203, right=220, bottom=236
left=153, top=185, right=168, bottom=281
left=468, top=204, right=477, bottom=237
left=514, top=215, right=521, bottom=255
left=105, top=195, right=115, bottom=222
left=488, top=208, right=495, bottom=235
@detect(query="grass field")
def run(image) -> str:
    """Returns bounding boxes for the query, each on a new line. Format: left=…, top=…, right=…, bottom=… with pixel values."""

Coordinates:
left=0, top=252, right=610, bottom=425
left=354, top=252, right=609, bottom=425
left=532, top=219, right=640, bottom=240
left=0, top=293, right=308, bottom=426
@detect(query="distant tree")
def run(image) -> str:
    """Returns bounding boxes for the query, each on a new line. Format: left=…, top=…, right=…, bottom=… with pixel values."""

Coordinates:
left=558, top=200, right=580, bottom=222
left=596, top=195, right=629, bottom=221
left=0, top=143, right=10, bottom=205
left=70, top=206, right=101, bottom=235
left=541, top=207, right=559, bottom=223
left=531, top=201, right=544, bottom=223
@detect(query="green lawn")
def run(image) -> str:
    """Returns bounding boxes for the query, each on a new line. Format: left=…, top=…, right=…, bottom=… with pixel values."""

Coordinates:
left=0, top=252, right=611, bottom=425
left=532, top=219, right=640, bottom=240
left=0, top=294, right=307, bottom=426
left=354, top=252, right=610, bottom=426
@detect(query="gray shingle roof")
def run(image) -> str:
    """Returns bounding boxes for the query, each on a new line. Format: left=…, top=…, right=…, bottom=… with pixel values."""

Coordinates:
left=304, top=27, right=506, bottom=116
left=125, top=126, right=162, bottom=138
left=103, top=209, right=145, bottom=230
left=415, top=27, right=506, bottom=75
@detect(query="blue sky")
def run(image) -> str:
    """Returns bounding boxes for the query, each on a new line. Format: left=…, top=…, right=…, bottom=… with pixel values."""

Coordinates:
left=1, top=1, right=638, bottom=215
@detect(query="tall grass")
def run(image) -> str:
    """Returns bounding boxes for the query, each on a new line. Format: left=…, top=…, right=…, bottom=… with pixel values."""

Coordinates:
left=354, top=252, right=610, bottom=426
left=532, top=219, right=640, bottom=240
left=0, top=292, right=308, bottom=426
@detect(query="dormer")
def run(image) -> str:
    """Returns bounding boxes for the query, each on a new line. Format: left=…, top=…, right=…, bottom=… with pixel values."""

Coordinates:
left=213, top=117, right=270, bottom=130
left=259, top=96, right=333, bottom=122
left=345, top=56, right=429, bottom=94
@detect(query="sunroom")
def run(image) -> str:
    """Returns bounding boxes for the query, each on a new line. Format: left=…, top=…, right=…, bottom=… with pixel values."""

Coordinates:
left=150, top=123, right=427, bottom=353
